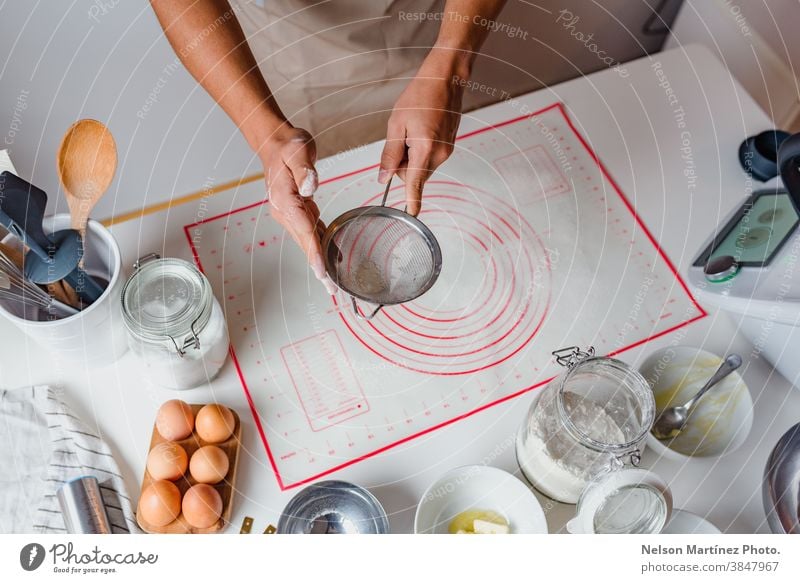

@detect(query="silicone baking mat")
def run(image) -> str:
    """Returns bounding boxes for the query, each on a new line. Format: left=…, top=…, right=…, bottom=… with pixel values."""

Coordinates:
left=184, top=103, right=706, bottom=489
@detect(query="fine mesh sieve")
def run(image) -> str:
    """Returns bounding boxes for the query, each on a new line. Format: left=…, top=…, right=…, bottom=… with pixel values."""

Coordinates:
left=322, top=177, right=442, bottom=320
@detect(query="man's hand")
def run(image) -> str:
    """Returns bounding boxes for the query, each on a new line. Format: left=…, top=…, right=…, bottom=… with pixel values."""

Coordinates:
left=379, top=54, right=465, bottom=216
left=259, top=126, right=336, bottom=293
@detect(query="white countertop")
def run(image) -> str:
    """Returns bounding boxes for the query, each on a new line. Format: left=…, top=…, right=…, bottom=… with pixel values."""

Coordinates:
left=1, top=44, right=796, bottom=534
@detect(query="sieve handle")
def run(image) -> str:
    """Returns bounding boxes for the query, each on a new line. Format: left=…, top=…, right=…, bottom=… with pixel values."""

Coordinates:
left=379, top=175, right=409, bottom=213
left=380, top=175, right=393, bottom=206
left=351, top=296, right=384, bottom=320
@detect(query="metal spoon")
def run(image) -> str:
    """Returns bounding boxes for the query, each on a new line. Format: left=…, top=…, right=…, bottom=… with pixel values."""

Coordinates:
left=651, top=354, right=743, bottom=440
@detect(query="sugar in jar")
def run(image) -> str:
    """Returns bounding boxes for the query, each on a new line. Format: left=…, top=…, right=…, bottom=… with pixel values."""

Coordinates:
left=121, top=254, right=229, bottom=390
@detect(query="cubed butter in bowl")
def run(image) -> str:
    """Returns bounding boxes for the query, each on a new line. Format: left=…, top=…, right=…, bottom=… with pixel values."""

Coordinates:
left=414, top=465, right=547, bottom=534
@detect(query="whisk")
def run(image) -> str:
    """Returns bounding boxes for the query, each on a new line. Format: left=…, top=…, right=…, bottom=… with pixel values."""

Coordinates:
left=0, top=247, right=78, bottom=318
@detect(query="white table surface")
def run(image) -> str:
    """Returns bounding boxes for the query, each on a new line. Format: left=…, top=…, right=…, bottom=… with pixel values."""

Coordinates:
left=1, top=44, right=795, bottom=534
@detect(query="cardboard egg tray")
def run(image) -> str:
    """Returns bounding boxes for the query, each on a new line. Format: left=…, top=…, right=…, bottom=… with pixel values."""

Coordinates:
left=136, top=404, right=242, bottom=534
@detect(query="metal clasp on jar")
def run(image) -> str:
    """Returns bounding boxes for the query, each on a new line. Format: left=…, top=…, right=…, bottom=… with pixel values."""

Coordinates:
left=605, top=449, right=642, bottom=473
left=133, top=253, right=202, bottom=357
left=553, top=346, right=596, bottom=369
left=133, top=252, right=162, bottom=271
left=168, top=317, right=202, bottom=357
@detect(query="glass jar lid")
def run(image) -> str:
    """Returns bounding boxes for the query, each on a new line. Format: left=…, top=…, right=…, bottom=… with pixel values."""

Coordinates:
left=566, top=468, right=672, bottom=534
left=121, top=256, right=212, bottom=346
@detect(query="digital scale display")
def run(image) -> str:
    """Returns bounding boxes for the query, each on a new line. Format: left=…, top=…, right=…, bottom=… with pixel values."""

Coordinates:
left=695, top=190, right=800, bottom=268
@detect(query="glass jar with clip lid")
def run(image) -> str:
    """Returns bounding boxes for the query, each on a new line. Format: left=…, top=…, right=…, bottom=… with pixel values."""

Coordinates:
left=516, top=346, right=673, bottom=534
left=121, top=253, right=229, bottom=390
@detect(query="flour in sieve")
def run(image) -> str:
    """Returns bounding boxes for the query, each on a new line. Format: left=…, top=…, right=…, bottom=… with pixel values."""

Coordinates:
left=354, top=259, right=388, bottom=296
left=353, top=235, right=425, bottom=300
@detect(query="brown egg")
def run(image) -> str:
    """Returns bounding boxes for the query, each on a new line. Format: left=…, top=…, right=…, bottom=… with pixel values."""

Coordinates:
left=189, top=445, right=230, bottom=484
left=139, top=480, right=181, bottom=527
left=195, top=404, right=235, bottom=443
left=182, top=484, right=222, bottom=528
left=147, top=442, right=188, bottom=481
left=156, top=400, right=195, bottom=441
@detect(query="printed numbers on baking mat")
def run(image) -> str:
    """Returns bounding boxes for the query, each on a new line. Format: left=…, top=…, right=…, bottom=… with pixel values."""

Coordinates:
left=184, top=103, right=706, bottom=489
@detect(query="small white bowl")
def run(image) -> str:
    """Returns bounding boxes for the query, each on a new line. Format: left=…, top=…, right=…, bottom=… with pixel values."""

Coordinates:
left=414, top=465, right=548, bottom=534
left=661, top=508, right=721, bottom=534
left=639, top=346, right=753, bottom=461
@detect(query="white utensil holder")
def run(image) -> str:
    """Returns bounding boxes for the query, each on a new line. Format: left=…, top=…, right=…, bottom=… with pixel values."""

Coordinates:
left=0, top=213, right=128, bottom=366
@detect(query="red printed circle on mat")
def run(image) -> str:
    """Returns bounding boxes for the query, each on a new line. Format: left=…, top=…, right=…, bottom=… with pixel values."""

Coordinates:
left=336, top=181, right=552, bottom=375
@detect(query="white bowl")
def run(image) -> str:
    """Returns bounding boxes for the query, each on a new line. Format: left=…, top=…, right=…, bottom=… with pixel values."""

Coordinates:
left=661, top=508, right=721, bottom=534
left=639, top=346, right=753, bottom=461
left=414, top=465, right=548, bottom=534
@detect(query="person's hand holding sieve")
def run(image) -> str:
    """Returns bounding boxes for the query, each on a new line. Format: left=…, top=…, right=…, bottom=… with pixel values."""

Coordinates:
left=378, top=48, right=465, bottom=216
left=260, top=126, right=336, bottom=294
left=149, top=0, right=503, bottom=294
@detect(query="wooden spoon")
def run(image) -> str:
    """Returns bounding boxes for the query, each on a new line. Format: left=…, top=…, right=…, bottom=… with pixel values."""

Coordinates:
left=56, top=119, right=117, bottom=237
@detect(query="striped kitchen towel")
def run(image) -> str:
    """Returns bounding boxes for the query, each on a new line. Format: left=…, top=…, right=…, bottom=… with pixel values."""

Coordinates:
left=0, top=385, right=139, bottom=533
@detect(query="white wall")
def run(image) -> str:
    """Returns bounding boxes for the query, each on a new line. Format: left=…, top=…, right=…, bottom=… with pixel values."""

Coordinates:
left=666, top=0, right=800, bottom=131
left=0, top=1, right=259, bottom=221
left=464, top=0, right=674, bottom=111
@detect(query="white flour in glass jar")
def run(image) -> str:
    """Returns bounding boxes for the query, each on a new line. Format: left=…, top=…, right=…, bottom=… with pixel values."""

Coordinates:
left=516, top=391, right=625, bottom=503
left=132, top=300, right=229, bottom=390
left=122, top=257, right=230, bottom=390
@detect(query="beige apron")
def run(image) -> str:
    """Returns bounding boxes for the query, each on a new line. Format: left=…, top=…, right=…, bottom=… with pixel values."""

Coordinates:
left=231, top=0, right=443, bottom=157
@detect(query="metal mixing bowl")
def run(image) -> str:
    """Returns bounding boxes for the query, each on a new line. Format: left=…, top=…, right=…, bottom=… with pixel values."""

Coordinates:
left=763, top=422, right=800, bottom=534
left=277, top=481, right=389, bottom=534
